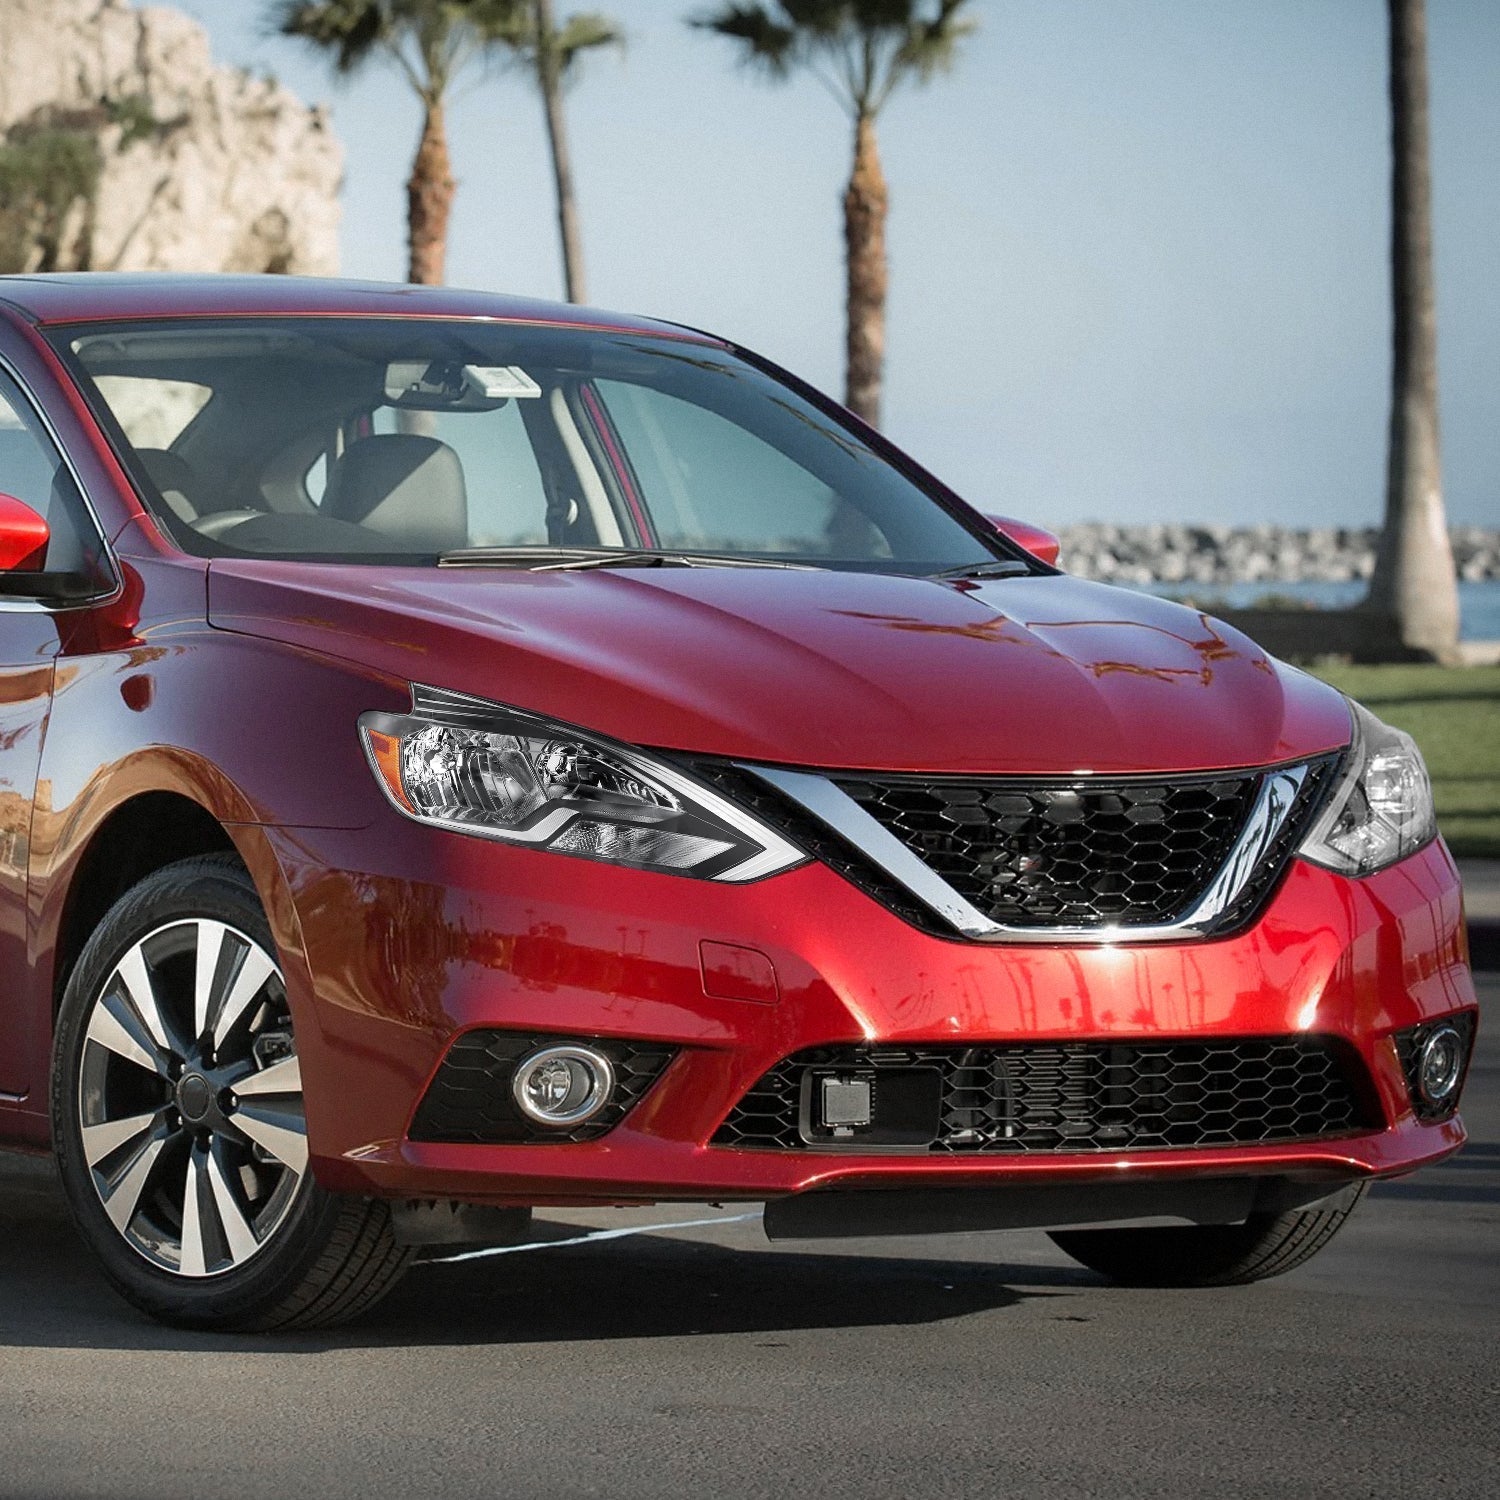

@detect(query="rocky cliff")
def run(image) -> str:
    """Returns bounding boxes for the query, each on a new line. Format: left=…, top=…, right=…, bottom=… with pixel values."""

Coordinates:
left=0, top=0, right=341, bottom=275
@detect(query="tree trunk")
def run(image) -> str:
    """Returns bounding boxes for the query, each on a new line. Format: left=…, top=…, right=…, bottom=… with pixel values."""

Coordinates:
left=406, top=98, right=454, bottom=286
left=1366, top=0, right=1459, bottom=661
left=535, top=0, right=586, bottom=303
left=843, top=111, right=888, bottom=428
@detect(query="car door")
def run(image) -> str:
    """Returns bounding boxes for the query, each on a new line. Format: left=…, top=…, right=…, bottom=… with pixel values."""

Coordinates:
left=0, top=365, right=104, bottom=1101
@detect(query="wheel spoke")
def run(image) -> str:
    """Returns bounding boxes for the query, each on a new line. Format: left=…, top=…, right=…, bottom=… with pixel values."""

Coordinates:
left=233, top=1102, right=308, bottom=1175
left=207, top=1139, right=261, bottom=1266
left=82, top=1110, right=161, bottom=1168
left=80, top=916, right=299, bottom=1279
left=100, top=1131, right=167, bottom=1234
left=192, top=920, right=229, bottom=1040
left=211, top=947, right=277, bottom=1051
left=231, top=1055, right=301, bottom=1099
left=115, top=945, right=175, bottom=1055
left=85, top=996, right=165, bottom=1076
left=179, top=1148, right=209, bottom=1277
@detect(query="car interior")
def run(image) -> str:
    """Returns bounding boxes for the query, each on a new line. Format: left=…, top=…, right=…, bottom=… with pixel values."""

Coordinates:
left=64, top=324, right=929, bottom=566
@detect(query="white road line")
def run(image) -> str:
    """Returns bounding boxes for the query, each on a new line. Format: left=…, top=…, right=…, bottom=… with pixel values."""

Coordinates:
left=424, top=1211, right=762, bottom=1266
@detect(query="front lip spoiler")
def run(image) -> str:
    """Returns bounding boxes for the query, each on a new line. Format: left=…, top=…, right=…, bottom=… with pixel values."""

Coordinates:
left=760, top=1175, right=1348, bottom=1240
left=316, top=1114, right=1467, bottom=1208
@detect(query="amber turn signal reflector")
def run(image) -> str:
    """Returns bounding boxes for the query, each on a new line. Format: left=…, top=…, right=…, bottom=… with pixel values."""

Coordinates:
left=362, top=727, right=415, bottom=812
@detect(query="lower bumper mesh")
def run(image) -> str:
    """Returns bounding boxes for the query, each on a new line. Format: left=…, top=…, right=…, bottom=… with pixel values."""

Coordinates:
left=713, top=1037, right=1374, bottom=1153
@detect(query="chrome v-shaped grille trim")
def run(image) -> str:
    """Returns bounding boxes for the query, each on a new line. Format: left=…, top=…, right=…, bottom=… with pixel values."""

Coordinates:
left=747, top=761, right=1312, bottom=944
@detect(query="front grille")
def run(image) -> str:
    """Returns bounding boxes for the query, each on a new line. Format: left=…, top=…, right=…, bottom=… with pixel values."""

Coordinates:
left=409, top=1031, right=675, bottom=1143
left=835, top=767, right=1295, bottom=930
left=713, top=1038, right=1372, bottom=1153
left=691, top=755, right=1339, bottom=939
left=689, top=761, right=942, bottom=933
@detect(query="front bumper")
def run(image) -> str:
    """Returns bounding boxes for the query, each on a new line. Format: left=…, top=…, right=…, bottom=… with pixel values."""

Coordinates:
left=263, top=820, right=1476, bottom=1208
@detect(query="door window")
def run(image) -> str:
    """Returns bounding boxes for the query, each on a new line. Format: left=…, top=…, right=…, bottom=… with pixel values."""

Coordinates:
left=0, top=369, right=110, bottom=593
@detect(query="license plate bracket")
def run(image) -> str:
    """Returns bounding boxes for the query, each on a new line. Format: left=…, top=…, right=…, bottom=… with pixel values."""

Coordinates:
left=799, top=1066, right=943, bottom=1147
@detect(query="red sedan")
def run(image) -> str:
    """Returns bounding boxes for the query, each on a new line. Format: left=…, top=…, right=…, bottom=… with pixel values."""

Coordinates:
left=0, top=274, right=1476, bottom=1330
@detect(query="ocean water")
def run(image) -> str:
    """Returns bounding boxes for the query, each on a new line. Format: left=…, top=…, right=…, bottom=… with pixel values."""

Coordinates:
left=1135, top=578, right=1500, bottom=643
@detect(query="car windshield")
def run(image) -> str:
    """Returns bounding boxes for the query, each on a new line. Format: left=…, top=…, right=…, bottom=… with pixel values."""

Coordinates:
left=54, top=318, right=1010, bottom=574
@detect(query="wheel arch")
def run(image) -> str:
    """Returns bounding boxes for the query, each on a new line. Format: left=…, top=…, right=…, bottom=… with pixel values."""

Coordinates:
left=38, top=772, right=319, bottom=1101
left=50, top=790, right=238, bottom=1016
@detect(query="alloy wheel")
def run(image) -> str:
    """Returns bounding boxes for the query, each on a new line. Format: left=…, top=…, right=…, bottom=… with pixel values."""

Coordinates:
left=76, top=919, right=307, bottom=1278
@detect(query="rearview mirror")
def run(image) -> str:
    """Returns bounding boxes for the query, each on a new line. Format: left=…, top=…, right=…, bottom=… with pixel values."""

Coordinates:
left=0, top=493, right=49, bottom=571
left=983, top=513, right=1061, bottom=568
left=384, top=361, right=542, bottom=411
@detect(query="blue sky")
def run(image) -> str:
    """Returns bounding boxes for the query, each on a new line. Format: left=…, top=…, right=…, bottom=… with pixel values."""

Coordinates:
left=183, top=0, right=1499, bottom=529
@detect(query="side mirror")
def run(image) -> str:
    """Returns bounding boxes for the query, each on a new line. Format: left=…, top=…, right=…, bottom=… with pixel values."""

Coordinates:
left=983, top=513, right=1061, bottom=568
left=0, top=494, right=49, bottom=571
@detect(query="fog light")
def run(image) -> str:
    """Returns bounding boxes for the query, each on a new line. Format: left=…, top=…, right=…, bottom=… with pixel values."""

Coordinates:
left=511, top=1045, right=615, bottom=1127
left=1416, top=1024, right=1464, bottom=1108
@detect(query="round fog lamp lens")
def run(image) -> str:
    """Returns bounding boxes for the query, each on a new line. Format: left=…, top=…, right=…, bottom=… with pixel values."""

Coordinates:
left=528, top=1059, right=577, bottom=1112
left=511, top=1045, right=615, bottom=1127
left=1417, top=1025, right=1463, bottom=1106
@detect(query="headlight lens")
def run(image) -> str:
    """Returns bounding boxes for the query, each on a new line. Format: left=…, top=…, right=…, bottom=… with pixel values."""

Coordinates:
left=359, top=685, right=805, bottom=882
left=1297, top=700, right=1437, bottom=877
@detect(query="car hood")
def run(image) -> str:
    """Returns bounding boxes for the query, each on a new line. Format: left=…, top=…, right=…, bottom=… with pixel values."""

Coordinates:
left=206, top=561, right=1351, bottom=774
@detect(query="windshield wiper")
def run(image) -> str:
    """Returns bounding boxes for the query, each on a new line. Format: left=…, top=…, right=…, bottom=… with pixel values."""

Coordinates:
left=438, top=546, right=822, bottom=573
left=439, top=546, right=678, bottom=570
left=930, top=558, right=1033, bottom=581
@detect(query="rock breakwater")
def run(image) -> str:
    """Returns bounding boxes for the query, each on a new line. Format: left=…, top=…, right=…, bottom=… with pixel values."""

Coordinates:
left=1058, top=522, right=1499, bottom=586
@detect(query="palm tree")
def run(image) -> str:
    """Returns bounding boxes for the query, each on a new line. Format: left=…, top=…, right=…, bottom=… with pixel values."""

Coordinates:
left=499, top=1, right=622, bottom=303
left=275, top=0, right=526, bottom=285
left=1365, top=0, right=1460, bottom=661
left=693, top=1, right=976, bottom=428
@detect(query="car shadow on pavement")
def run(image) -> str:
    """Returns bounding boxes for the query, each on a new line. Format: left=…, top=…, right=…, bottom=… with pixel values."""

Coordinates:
left=1369, top=1140, right=1500, bottom=1205
left=0, top=1154, right=1087, bottom=1355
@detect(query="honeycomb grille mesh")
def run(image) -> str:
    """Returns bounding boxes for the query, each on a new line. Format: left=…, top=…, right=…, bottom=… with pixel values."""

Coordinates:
left=688, top=756, right=1339, bottom=938
left=713, top=1038, right=1371, bottom=1153
left=833, top=771, right=1257, bottom=928
left=409, top=1031, right=675, bottom=1143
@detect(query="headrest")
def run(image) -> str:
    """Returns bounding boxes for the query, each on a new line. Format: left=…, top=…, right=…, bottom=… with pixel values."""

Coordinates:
left=322, top=434, right=468, bottom=552
left=136, top=448, right=200, bottom=522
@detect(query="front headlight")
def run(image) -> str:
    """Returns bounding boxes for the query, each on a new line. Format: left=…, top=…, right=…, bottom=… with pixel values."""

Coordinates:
left=359, top=684, right=805, bottom=882
left=1297, top=700, right=1437, bottom=877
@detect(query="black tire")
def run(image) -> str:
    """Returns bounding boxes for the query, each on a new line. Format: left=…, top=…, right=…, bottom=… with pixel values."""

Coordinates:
left=51, top=854, right=414, bottom=1331
left=1048, top=1182, right=1367, bottom=1287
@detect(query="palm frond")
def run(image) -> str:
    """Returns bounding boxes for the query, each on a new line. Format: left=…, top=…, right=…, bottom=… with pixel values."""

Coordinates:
left=692, top=1, right=974, bottom=113
left=892, top=0, right=977, bottom=83
left=273, top=0, right=390, bottom=74
left=778, top=0, right=867, bottom=41
left=451, top=0, right=532, bottom=43
left=555, top=12, right=623, bottom=68
left=691, top=5, right=800, bottom=79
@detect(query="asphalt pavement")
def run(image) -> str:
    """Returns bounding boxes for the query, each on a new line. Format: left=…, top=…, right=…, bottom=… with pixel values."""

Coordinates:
left=1, top=976, right=1495, bottom=1500
left=1461, top=860, right=1500, bottom=969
